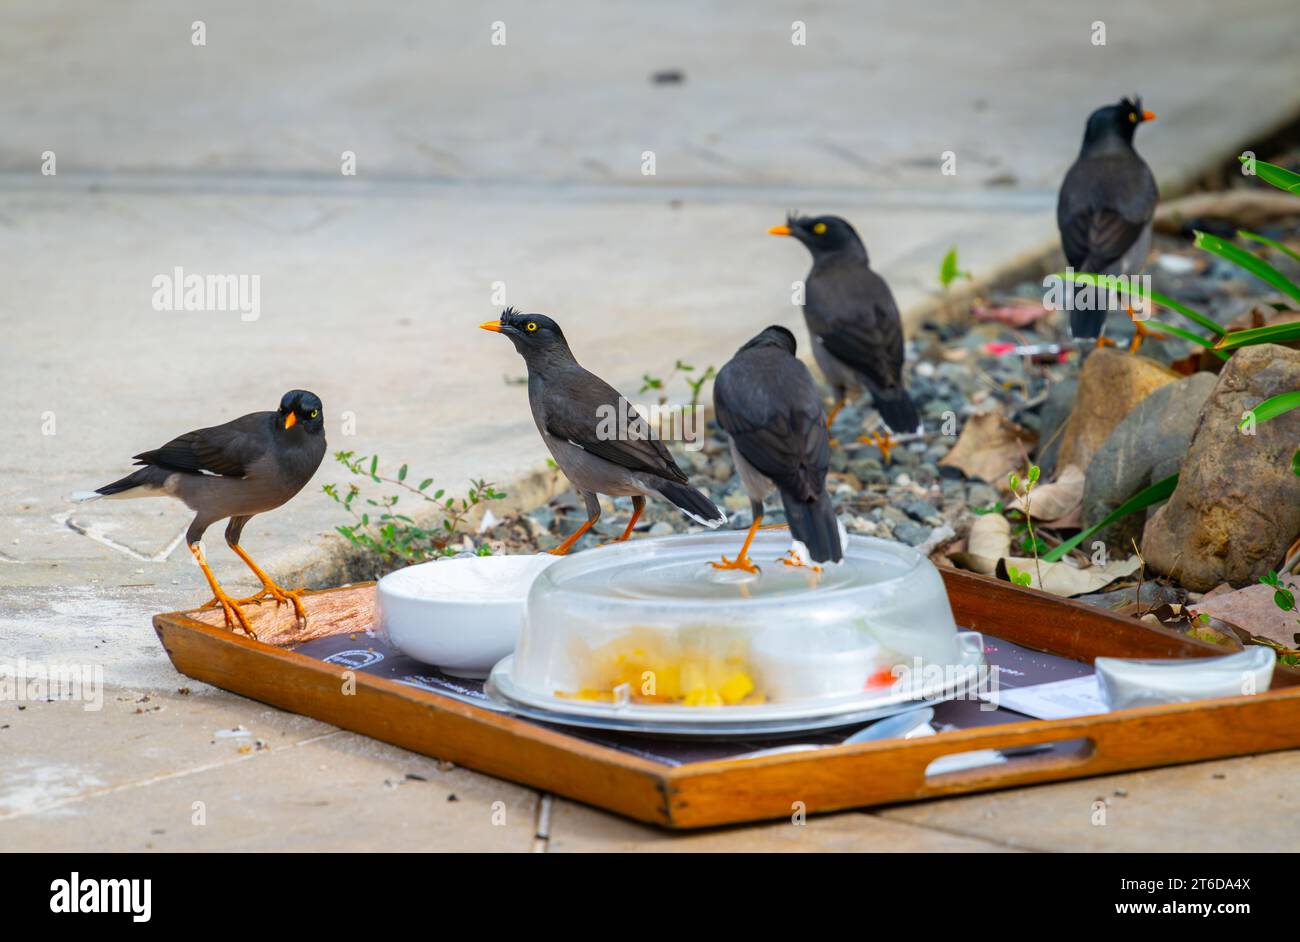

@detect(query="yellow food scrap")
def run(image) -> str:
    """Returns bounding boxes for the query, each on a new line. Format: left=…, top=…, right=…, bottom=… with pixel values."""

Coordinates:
left=565, top=629, right=764, bottom=707
left=718, top=671, right=754, bottom=705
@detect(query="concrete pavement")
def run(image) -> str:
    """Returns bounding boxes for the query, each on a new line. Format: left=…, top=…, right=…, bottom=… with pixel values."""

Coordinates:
left=3, top=0, right=1300, bottom=850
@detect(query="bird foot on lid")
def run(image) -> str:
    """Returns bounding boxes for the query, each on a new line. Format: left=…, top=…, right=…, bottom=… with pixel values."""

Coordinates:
left=711, top=553, right=760, bottom=574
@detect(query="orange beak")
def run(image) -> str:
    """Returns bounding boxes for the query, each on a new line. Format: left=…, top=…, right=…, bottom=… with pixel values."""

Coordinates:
left=284, top=412, right=297, bottom=430
left=479, top=320, right=503, bottom=332
left=768, top=224, right=792, bottom=236
left=1142, top=110, right=1157, bottom=122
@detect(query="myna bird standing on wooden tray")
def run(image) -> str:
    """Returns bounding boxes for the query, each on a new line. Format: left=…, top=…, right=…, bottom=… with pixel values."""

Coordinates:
left=480, top=308, right=725, bottom=553
left=78, top=390, right=327, bottom=637
left=769, top=214, right=921, bottom=450
left=712, top=325, right=842, bottom=573
left=1057, top=96, right=1158, bottom=345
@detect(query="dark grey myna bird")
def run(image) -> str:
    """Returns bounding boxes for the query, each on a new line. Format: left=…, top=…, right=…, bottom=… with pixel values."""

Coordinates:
left=769, top=214, right=921, bottom=441
left=712, top=326, right=842, bottom=572
left=480, top=308, right=724, bottom=553
left=1057, top=97, right=1158, bottom=341
left=81, top=390, right=327, bottom=636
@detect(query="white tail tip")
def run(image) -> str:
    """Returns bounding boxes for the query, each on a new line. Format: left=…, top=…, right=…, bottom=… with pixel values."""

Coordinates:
left=70, top=491, right=102, bottom=503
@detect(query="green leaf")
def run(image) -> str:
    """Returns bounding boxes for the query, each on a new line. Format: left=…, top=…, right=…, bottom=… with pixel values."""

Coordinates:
left=1238, top=391, right=1300, bottom=428
left=939, top=246, right=970, bottom=288
left=1238, top=229, right=1300, bottom=267
left=369, top=455, right=378, bottom=475
left=1293, top=449, right=1300, bottom=477
left=1140, top=318, right=1230, bottom=361
left=419, top=478, right=433, bottom=491
left=1042, top=473, right=1179, bottom=563
left=1057, top=271, right=1225, bottom=337
left=1027, top=465, right=1040, bottom=484
left=1213, top=320, right=1300, bottom=351
left=398, top=464, right=408, bottom=482
left=1239, top=155, right=1300, bottom=194
left=1194, top=230, right=1300, bottom=307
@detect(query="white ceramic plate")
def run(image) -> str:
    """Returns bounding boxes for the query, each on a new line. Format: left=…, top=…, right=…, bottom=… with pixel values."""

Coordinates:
left=486, top=633, right=984, bottom=733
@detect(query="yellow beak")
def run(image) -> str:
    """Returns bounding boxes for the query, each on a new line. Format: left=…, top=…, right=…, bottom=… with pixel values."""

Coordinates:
left=284, top=412, right=297, bottom=430
left=768, top=225, right=791, bottom=236
left=479, top=320, right=503, bottom=332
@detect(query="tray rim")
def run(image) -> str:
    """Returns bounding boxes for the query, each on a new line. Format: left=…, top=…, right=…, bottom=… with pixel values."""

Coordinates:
left=152, top=567, right=1300, bottom=830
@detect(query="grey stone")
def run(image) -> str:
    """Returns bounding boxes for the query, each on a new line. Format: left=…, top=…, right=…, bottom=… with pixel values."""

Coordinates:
left=1143, top=346, right=1300, bottom=590
left=1034, top=375, right=1077, bottom=478
left=892, top=521, right=931, bottom=546
left=1082, top=371, right=1218, bottom=550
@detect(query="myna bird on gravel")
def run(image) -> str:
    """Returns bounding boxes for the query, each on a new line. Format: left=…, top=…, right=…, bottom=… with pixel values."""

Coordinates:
left=1057, top=96, right=1158, bottom=343
left=480, top=308, right=725, bottom=553
left=712, top=325, right=842, bottom=572
left=770, top=214, right=921, bottom=444
left=81, top=390, right=327, bottom=637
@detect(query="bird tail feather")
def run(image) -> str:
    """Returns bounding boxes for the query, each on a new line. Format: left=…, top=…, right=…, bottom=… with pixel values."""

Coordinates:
left=873, top=388, right=922, bottom=435
left=780, top=489, right=843, bottom=565
left=1069, top=281, right=1107, bottom=340
left=655, top=481, right=726, bottom=528
left=92, top=466, right=170, bottom=499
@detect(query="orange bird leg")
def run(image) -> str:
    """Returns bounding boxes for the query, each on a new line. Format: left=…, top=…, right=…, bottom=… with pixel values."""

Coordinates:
left=1127, top=306, right=1157, bottom=354
left=605, top=496, right=645, bottom=545
left=713, top=514, right=762, bottom=574
left=189, top=543, right=256, bottom=639
left=229, top=542, right=308, bottom=623
left=548, top=515, right=599, bottom=556
left=825, top=397, right=847, bottom=446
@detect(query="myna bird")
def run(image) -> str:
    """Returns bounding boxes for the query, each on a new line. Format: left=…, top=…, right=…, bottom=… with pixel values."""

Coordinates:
left=712, top=326, right=842, bottom=572
left=769, top=214, right=921, bottom=440
left=80, top=390, right=327, bottom=636
left=1057, top=96, right=1158, bottom=342
left=480, top=308, right=725, bottom=552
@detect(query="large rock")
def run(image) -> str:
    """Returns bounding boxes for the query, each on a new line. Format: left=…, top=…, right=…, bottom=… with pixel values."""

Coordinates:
left=1082, top=371, right=1218, bottom=550
left=1143, top=345, right=1300, bottom=591
left=1057, top=349, right=1180, bottom=473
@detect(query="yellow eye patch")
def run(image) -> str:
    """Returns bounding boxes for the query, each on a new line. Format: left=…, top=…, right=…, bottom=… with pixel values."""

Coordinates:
left=812, top=222, right=827, bottom=235
left=310, top=409, right=319, bottom=418
left=526, top=322, right=538, bottom=332
left=1129, top=113, right=1137, bottom=122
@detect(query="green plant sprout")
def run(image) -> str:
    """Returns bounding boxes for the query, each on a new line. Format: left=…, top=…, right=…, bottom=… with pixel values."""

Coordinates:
left=1005, top=564, right=1033, bottom=588
left=323, top=450, right=506, bottom=568
left=641, top=360, right=718, bottom=408
left=1258, top=570, right=1300, bottom=667
left=1007, top=463, right=1042, bottom=588
left=939, top=247, right=971, bottom=290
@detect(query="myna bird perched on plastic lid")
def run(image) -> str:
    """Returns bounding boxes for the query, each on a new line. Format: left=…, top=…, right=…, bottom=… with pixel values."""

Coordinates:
left=770, top=214, right=921, bottom=444
left=1057, top=96, right=1158, bottom=343
left=78, top=390, right=327, bottom=637
left=712, top=326, right=842, bottom=572
left=480, top=308, right=725, bottom=553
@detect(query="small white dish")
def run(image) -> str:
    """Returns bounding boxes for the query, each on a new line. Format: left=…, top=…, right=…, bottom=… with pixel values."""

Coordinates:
left=377, top=554, right=559, bottom=678
left=1094, top=647, right=1276, bottom=710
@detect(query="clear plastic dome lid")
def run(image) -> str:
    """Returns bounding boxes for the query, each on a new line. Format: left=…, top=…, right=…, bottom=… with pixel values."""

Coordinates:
left=510, top=531, right=967, bottom=712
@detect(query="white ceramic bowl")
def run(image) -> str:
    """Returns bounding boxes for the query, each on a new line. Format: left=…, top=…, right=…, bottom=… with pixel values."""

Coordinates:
left=377, top=554, right=560, bottom=678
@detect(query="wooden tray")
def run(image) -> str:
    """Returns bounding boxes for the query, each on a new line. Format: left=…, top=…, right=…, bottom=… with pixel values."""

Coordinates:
left=153, top=568, right=1300, bottom=829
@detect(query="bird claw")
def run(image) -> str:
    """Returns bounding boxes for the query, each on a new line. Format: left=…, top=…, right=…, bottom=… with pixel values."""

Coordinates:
left=779, top=550, right=822, bottom=573
left=711, top=554, right=759, bottom=574
left=211, top=594, right=257, bottom=639
left=858, top=430, right=897, bottom=464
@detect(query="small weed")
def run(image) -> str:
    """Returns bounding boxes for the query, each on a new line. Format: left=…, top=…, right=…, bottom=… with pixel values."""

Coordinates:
left=323, top=451, right=506, bottom=568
